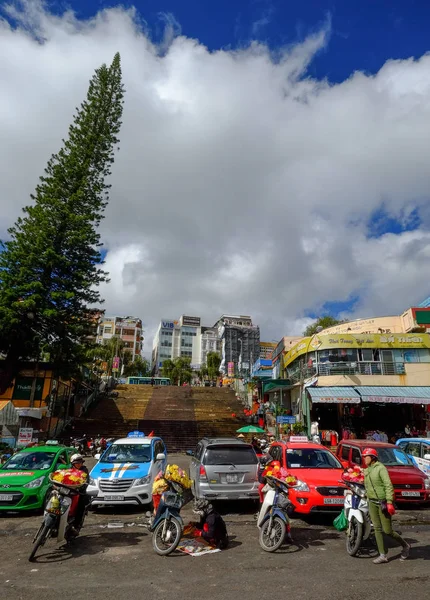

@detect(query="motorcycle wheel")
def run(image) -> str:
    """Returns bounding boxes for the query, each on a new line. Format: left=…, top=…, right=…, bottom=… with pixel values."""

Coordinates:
left=152, top=517, right=182, bottom=556
left=259, top=516, right=286, bottom=552
left=346, top=516, right=363, bottom=556
left=29, top=522, right=52, bottom=562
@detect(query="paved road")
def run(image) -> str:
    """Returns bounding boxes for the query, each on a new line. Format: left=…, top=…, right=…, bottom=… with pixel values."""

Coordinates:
left=1, top=455, right=429, bottom=600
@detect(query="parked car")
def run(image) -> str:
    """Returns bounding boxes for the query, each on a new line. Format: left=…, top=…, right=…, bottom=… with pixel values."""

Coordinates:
left=267, top=440, right=346, bottom=513
left=88, top=433, right=167, bottom=507
left=396, top=438, right=430, bottom=477
left=336, top=440, right=430, bottom=504
left=189, top=437, right=260, bottom=501
left=0, top=441, right=73, bottom=512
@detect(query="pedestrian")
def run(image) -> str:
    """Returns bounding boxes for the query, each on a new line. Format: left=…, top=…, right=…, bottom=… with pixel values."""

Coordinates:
left=363, top=447, right=410, bottom=564
left=404, top=424, right=411, bottom=437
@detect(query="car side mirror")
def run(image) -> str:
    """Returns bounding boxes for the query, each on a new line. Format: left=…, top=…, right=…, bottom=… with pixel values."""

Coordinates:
left=424, top=454, right=430, bottom=461
left=186, top=450, right=194, bottom=456
left=341, top=460, right=349, bottom=469
left=94, top=453, right=101, bottom=460
left=156, top=453, right=166, bottom=461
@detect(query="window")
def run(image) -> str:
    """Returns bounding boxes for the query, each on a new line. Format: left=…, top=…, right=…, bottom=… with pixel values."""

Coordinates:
left=351, top=448, right=361, bottom=465
left=104, top=326, right=112, bottom=334
left=203, top=446, right=258, bottom=466
left=100, top=443, right=152, bottom=463
left=195, top=443, right=203, bottom=461
left=269, top=445, right=283, bottom=465
left=3, top=452, right=57, bottom=470
left=406, top=442, right=421, bottom=457
left=422, top=443, right=430, bottom=458
left=285, top=448, right=342, bottom=469
left=341, top=445, right=350, bottom=461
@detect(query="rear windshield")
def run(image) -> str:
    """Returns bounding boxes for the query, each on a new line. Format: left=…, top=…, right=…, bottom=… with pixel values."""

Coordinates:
left=204, top=446, right=258, bottom=466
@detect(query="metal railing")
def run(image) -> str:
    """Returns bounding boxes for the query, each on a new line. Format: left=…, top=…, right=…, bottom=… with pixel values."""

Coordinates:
left=288, top=361, right=406, bottom=383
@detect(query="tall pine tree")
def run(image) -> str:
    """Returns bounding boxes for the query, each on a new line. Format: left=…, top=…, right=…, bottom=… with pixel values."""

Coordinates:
left=0, top=53, right=124, bottom=392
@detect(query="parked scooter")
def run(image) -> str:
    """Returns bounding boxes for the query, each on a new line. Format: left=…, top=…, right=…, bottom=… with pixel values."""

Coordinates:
left=257, top=475, right=295, bottom=552
left=29, top=474, right=97, bottom=561
left=343, top=480, right=372, bottom=556
left=149, top=481, right=193, bottom=556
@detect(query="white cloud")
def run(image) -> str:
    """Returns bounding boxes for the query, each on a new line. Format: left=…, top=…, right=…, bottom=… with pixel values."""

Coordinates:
left=1, top=2, right=430, bottom=350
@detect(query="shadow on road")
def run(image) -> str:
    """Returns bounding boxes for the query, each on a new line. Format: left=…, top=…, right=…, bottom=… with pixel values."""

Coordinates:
left=28, top=530, right=147, bottom=564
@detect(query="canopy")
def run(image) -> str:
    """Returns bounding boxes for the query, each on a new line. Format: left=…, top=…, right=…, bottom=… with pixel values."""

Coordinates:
left=307, top=387, right=360, bottom=404
left=0, top=400, right=19, bottom=426
left=236, top=425, right=266, bottom=433
left=262, top=380, right=292, bottom=394
left=357, top=386, right=430, bottom=404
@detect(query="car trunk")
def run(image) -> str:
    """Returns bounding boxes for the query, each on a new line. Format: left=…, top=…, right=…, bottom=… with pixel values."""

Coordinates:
left=203, top=445, right=258, bottom=491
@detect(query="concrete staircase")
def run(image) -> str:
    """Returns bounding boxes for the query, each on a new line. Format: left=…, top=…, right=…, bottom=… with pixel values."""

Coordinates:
left=70, top=385, right=247, bottom=452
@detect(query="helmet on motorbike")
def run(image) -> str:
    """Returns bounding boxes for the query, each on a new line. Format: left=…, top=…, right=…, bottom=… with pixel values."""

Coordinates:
left=193, top=499, right=213, bottom=517
left=362, top=447, right=378, bottom=459
left=71, top=453, right=84, bottom=464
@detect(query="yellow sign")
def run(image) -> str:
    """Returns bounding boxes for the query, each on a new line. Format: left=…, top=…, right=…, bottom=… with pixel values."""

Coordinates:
left=283, top=333, right=430, bottom=368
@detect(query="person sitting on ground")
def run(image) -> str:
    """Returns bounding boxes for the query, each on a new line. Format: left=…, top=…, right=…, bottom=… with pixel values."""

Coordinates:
left=191, top=499, right=229, bottom=549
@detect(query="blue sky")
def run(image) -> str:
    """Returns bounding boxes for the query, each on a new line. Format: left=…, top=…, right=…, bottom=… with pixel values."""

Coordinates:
left=2, top=1, right=430, bottom=337
left=48, top=0, right=430, bottom=84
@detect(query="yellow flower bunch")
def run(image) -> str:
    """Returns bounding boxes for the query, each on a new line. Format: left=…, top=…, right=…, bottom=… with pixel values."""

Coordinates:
left=152, top=478, right=169, bottom=495
left=164, top=464, right=192, bottom=489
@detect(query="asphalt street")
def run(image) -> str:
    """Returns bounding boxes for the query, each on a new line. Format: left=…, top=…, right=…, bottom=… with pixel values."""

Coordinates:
left=1, top=455, right=429, bottom=600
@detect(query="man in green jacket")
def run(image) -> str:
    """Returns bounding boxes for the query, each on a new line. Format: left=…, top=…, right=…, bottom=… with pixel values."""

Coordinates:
left=363, top=447, right=410, bottom=564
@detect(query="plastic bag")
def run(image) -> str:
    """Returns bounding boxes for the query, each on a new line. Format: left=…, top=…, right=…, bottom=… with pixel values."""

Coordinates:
left=333, top=510, right=348, bottom=531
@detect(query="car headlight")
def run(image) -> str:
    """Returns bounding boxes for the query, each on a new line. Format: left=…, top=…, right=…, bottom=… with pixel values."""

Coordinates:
left=89, top=477, right=96, bottom=486
left=23, top=476, right=45, bottom=489
left=294, top=479, right=310, bottom=492
left=424, top=478, right=430, bottom=490
left=133, top=476, right=150, bottom=486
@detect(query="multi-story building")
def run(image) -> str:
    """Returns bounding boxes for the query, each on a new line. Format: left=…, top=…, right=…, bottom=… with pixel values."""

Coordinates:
left=260, top=342, right=277, bottom=359
left=96, top=316, right=143, bottom=361
left=214, top=315, right=260, bottom=376
left=280, top=307, right=430, bottom=437
left=152, top=316, right=205, bottom=374
left=200, top=327, right=221, bottom=366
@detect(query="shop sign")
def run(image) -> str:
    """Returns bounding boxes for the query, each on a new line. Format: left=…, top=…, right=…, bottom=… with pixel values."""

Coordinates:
left=17, top=427, right=33, bottom=447
left=289, top=436, right=308, bottom=442
left=227, top=362, right=234, bottom=377
left=182, top=316, right=201, bottom=327
left=284, top=333, right=430, bottom=368
left=277, top=416, right=296, bottom=424
left=12, top=377, right=44, bottom=401
left=112, top=357, right=120, bottom=370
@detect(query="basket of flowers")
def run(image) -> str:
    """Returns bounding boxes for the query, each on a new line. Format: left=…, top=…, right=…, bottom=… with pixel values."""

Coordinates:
left=49, top=468, right=88, bottom=489
left=342, top=466, right=365, bottom=484
left=163, top=464, right=192, bottom=489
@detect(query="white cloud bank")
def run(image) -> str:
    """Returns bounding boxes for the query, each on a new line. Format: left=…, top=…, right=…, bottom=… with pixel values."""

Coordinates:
left=1, top=2, right=430, bottom=350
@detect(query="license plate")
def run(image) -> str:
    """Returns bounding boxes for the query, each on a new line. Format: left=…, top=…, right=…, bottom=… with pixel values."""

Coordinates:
left=323, top=497, right=345, bottom=505
left=103, top=495, right=125, bottom=501
left=0, top=494, right=14, bottom=501
left=226, top=474, right=238, bottom=484
left=401, top=491, right=421, bottom=497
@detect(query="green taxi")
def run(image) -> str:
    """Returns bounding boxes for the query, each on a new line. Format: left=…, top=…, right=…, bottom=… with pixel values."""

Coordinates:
left=0, top=442, right=73, bottom=511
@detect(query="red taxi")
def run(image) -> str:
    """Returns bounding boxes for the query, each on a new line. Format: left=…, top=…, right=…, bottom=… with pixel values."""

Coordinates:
left=268, top=439, right=346, bottom=513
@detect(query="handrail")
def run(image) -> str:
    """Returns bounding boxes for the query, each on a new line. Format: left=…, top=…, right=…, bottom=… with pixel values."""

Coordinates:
left=288, top=361, right=406, bottom=383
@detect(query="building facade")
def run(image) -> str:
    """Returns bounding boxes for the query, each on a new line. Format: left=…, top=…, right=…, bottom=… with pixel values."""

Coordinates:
left=214, top=315, right=260, bottom=376
left=152, top=316, right=205, bottom=374
left=96, top=316, right=143, bottom=362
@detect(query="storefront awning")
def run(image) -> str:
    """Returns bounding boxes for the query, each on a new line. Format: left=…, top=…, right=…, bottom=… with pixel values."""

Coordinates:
left=16, top=407, right=47, bottom=419
left=262, top=380, right=292, bottom=394
left=0, top=401, right=19, bottom=426
left=357, top=386, right=430, bottom=404
left=308, top=387, right=361, bottom=404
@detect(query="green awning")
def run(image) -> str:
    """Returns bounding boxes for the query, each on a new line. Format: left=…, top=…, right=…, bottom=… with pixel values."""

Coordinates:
left=262, top=380, right=292, bottom=394
left=307, top=387, right=360, bottom=404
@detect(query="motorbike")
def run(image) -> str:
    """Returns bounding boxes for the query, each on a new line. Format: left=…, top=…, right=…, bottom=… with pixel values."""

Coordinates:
left=257, top=475, right=295, bottom=552
left=149, top=481, right=193, bottom=556
left=343, top=480, right=372, bottom=556
left=29, top=475, right=97, bottom=561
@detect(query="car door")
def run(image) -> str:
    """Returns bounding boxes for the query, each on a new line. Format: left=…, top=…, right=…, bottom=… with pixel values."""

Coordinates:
left=411, top=441, right=430, bottom=476
left=152, top=440, right=165, bottom=480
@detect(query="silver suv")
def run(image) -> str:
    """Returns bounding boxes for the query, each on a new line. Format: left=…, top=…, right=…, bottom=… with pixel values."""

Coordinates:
left=189, top=437, right=259, bottom=501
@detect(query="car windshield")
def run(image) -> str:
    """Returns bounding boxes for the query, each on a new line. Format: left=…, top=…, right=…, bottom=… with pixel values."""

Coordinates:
left=1, top=452, right=57, bottom=471
left=377, top=447, right=413, bottom=467
left=204, top=446, right=258, bottom=466
left=100, top=444, right=152, bottom=463
left=286, top=448, right=342, bottom=469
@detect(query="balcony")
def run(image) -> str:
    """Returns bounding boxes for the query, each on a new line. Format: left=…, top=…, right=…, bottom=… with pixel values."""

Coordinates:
left=288, top=361, right=406, bottom=384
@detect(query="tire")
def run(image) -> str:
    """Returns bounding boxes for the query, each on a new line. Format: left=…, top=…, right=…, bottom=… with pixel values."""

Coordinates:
left=346, top=516, right=363, bottom=556
left=152, top=516, right=182, bottom=556
left=29, top=522, right=52, bottom=562
left=259, top=516, right=286, bottom=552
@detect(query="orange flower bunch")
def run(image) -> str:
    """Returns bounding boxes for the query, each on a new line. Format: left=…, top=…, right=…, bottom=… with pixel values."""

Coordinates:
left=51, top=468, right=87, bottom=487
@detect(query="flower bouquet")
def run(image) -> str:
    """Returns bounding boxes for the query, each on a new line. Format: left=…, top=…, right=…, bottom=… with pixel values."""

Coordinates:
left=342, top=466, right=364, bottom=484
left=164, top=464, right=192, bottom=489
left=50, top=468, right=88, bottom=488
left=262, top=464, right=298, bottom=487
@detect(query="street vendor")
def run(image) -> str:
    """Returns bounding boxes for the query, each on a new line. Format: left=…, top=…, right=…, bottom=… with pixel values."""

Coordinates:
left=192, top=499, right=229, bottom=549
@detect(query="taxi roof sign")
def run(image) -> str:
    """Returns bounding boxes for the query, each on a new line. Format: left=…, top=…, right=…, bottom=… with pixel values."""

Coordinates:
left=46, top=440, right=60, bottom=445
left=127, top=431, right=145, bottom=438
left=289, top=436, right=309, bottom=443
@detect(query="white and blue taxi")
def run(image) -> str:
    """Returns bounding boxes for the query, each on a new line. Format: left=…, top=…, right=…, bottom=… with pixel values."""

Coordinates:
left=88, top=432, right=167, bottom=507
left=396, top=437, right=430, bottom=477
